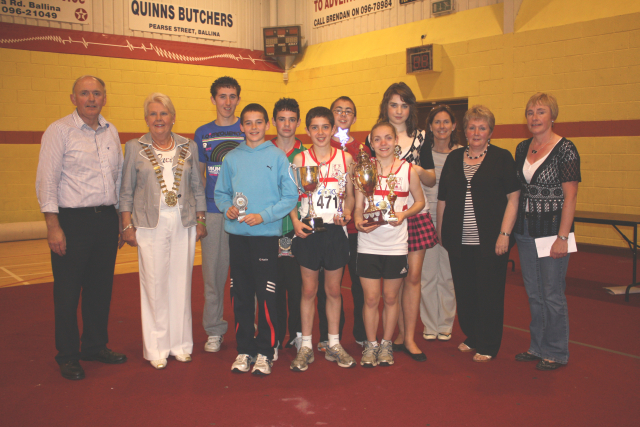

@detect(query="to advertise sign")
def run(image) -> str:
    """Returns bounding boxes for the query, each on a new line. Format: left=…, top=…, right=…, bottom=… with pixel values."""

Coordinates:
left=128, top=0, right=237, bottom=42
left=312, top=0, right=394, bottom=29
left=0, top=0, right=92, bottom=25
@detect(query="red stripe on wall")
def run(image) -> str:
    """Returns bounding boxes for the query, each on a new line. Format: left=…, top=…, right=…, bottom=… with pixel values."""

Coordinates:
left=4, top=121, right=639, bottom=145
left=0, top=23, right=281, bottom=72
left=492, top=120, right=640, bottom=139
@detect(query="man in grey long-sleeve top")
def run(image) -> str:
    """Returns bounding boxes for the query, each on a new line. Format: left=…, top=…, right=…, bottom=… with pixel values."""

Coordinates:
left=35, top=75, right=127, bottom=380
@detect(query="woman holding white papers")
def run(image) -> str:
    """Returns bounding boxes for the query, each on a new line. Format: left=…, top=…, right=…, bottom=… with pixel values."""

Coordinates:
left=513, top=93, right=581, bottom=371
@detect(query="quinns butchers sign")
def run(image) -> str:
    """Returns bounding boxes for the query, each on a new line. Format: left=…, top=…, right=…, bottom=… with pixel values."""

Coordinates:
left=312, top=0, right=394, bottom=28
left=0, top=0, right=92, bottom=25
left=129, top=0, right=237, bottom=42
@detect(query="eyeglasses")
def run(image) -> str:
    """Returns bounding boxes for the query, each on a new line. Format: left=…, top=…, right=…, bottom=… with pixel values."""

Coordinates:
left=333, top=109, right=354, bottom=117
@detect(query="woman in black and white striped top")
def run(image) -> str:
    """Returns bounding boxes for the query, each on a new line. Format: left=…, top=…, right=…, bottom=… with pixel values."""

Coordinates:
left=437, top=105, right=520, bottom=362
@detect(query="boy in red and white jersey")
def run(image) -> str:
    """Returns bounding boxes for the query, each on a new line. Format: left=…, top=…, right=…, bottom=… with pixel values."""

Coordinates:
left=289, top=107, right=356, bottom=372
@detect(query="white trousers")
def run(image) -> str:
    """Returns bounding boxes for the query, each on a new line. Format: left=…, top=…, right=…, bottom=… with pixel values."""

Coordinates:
left=137, top=208, right=196, bottom=360
left=420, top=243, right=457, bottom=335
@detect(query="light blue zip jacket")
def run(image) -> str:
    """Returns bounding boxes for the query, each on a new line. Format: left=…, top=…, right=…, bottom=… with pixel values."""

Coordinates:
left=214, top=140, right=298, bottom=237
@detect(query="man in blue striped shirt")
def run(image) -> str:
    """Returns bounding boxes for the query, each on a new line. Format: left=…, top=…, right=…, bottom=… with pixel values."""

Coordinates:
left=36, top=75, right=127, bottom=380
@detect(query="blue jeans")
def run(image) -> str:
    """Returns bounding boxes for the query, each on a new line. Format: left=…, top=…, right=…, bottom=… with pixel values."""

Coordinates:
left=515, top=220, right=570, bottom=364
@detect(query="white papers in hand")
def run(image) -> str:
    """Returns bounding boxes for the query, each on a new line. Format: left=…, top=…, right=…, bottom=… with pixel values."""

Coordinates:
left=534, top=233, right=577, bottom=258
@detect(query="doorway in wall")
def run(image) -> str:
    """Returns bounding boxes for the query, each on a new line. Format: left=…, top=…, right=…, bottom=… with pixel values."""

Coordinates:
left=417, top=99, right=468, bottom=146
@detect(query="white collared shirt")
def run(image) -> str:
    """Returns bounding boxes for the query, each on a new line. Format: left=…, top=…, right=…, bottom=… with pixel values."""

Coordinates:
left=36, top=110, right=123, bottom=212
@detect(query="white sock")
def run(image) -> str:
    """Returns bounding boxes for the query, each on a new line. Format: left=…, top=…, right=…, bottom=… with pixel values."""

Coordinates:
left=328, top=334, right=340, bottom=348
left=369, top=340, right=379, bottom=347
left=301, top=335, right=312, bottom=350
left=381, top=339, right=392, bottom=345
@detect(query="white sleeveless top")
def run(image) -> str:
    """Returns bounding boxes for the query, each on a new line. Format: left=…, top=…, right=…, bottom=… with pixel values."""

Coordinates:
left=298, top=149, right=348, bottom=228
left=523, top=142, right=557, bottom=212
left=358, top=160, right=412, bottom=256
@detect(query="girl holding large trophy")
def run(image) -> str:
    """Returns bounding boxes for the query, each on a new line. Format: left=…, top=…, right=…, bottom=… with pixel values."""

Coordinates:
left=365, top=82, right=438, bottom=362
left=354, top=122, right=425, bottom=367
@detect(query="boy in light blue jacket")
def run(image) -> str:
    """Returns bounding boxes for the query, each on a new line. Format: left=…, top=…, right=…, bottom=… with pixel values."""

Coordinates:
left=214, top=103, right=298, bottom=376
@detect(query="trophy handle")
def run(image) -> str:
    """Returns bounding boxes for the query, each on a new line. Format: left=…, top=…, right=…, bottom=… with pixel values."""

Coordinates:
left=349, top=163, right=362, bottom=194
left=288, top=164, right=304, bottom=195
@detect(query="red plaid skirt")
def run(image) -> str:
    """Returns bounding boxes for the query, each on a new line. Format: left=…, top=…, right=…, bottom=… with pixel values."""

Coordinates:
left=407, top=212, right=438, bottom=252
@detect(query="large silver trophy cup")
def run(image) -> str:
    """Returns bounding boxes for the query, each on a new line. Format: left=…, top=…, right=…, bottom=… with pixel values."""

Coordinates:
left=350, top=149, right=387, bottom=226
left=289, top=164, right=327, bottom=233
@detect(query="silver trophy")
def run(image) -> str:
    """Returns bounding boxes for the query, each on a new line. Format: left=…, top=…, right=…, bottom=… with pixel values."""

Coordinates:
left=333, top=168, right=347, bottom=219
left=233, top=192, right=248, bottom=220
left=288, top=164, right=327, bottom=233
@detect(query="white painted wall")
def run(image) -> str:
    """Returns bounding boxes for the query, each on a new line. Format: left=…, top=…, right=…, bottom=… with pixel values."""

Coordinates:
left=1, top=0, right=502, bottom=49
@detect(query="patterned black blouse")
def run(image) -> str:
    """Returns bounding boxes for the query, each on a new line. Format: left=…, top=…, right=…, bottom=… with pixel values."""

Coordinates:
left=365, top=130, right=434, bottom=168
left=513, top=137, right=581, bottom=238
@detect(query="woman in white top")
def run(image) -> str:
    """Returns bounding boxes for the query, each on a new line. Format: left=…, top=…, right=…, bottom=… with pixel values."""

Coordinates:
left=355, top=122, right=425, bottom=367
left=120, top=93, right=207, bottom=370
left=420, top=105, right=461, bottom=342
left=513, top=93, right=580, bottom=371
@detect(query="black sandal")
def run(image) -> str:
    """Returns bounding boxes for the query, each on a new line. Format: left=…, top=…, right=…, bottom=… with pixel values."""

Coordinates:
left=536, top=360, right=563, bottom=370
left=515, top=352, right=541, bottom=362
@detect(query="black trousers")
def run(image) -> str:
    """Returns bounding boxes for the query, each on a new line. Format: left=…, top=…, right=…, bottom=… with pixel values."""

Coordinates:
left=317, top=233, right=366, bottom=343
left=275, top=249, right=302, bottom=348
left=52, top=206, right=119, bottom=364
left=449, top=245, right=509, bottom=357
left=229, top=234, right=279, bottom=359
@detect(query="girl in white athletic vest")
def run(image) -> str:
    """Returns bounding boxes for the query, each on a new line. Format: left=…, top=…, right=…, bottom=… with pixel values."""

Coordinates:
left=354, top=122, right=425, bottom=367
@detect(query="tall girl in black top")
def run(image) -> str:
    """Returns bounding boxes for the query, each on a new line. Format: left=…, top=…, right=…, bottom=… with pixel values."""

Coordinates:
left=365, top=83, right=437, bottom=360
left=437, top=105, right=520, bottom=362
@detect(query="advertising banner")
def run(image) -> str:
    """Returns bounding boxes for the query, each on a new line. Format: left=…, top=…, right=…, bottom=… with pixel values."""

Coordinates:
left=128, top=0, right=237, bottom=42
left=311, top=0, right=394, bottom=29
left=0, top=0, right=92, bottom=25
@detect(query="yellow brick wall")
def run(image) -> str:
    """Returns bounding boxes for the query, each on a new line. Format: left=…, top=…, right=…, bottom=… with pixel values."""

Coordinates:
left=1, top=2, right=640, bottom=248
left=284, top=5, right=640, bottom=248
left=0, top=49, right=284, bottom=224
left=0, top=49, right=283, bottom=134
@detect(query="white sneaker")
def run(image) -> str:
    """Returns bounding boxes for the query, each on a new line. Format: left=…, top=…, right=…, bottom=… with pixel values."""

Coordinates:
left=175, top=354, right=191, bottom=362
left=252, top=354, right=272, bottom=376
left=325, top=343, right=356, bottom=368
left=231, top=354, right=255, bottom=373
left=204, top=335, right=223, bottom=352
left=290, top=346, right=314, bottom=372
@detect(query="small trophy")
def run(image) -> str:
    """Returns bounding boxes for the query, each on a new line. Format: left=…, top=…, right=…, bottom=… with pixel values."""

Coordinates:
left=278, top=236, right=293, bottom=257
left=350, top=149, right=387, bottom=226
left=288, top=164, right=327, bottom=233
left=233, top=192, right=248, bottom=220
left=385, top=174, right=399, bottom=223
left=334, top=168, right=347, bottom=219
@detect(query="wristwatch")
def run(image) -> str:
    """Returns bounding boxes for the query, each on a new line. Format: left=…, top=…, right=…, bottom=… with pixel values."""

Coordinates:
left=122, top=224, right=135, bottom=232
left=557, top=235, right=568, bottom=241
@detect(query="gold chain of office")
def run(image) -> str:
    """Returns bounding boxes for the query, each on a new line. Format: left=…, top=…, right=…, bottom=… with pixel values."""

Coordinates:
left=143, top=144, right=189, bottom=207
